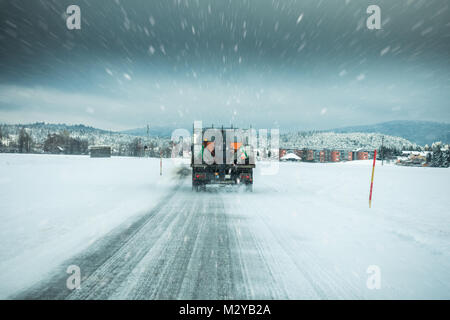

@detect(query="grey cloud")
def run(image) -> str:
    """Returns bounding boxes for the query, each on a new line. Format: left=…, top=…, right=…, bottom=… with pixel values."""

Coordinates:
left=0, top=0, right=449, bottom=129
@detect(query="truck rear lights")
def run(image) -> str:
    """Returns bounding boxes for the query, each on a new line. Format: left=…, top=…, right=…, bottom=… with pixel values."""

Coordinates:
left=194, top=173, right=206, bottom=180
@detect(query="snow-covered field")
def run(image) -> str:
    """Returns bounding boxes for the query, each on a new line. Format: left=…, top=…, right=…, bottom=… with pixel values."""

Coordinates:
left=0, top=154, right=178, bottom=298
left=232, top=161, right=450, bottom=299
left=0, top=154, right=449, bottom=299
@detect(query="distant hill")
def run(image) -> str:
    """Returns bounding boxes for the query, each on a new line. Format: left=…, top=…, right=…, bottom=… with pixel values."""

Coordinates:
left=0, top=122, right=135, bottom=146
left=0, top=122, right=173, bottom=156
left=121, top=126, right=175, bottom=138
left=122, top=120, right=450, bottom=145
left=9, top=122, right=111, bottom=135
left=281, top=131, right=418, bottom=151
left=329, top=121, right=450, bottom=146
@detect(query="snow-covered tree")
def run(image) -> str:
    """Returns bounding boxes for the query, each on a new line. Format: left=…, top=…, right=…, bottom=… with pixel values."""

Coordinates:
left=18, top=128, right=32, bottom=153
left=442, top=144, right=450, bottom=168
left=426, top=152, right=432, bottom=164
left=281, top=131, right=416, bottom=151
left=431, top=142, right=443, bottom=167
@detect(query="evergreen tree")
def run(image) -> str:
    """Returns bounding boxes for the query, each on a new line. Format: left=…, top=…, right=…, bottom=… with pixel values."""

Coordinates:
left=426, top=152, right=432, bottom=164
left=128, top=138, right=143, bottom=157
left=43, top=132, right=88, bottom=154
left=442, top=146, right=450, bottom=168
left=431, top=142, right=443, bottom=167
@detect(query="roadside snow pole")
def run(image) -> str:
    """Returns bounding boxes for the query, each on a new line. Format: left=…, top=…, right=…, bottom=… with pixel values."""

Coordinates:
left=369, top=149, right=377, bottom=208
left=160, top=151, right=162, bottom=176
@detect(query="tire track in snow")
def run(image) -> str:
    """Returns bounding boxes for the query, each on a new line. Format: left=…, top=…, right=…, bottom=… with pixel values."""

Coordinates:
left=117, top=188, right=273, bottom=299
left=228, top=190, right=363, bottom=299
left=67, top=185, right=197, bottom=299
left=176, top=192, right=248, bottom=299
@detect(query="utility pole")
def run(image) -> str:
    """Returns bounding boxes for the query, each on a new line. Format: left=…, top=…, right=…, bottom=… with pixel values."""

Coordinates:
left=146, top=124, right=150, bottom=158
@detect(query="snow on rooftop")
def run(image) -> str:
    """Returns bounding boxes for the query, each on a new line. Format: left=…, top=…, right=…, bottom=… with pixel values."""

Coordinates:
left=280, top=153, right=301, bottom=160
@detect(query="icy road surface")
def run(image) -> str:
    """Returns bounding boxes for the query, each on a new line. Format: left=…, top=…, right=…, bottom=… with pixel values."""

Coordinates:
left=0, top=154, right=449, bottom=299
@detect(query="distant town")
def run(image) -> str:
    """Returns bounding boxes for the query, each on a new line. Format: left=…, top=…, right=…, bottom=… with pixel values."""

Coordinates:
left=279, top=145, right=449, bottom=168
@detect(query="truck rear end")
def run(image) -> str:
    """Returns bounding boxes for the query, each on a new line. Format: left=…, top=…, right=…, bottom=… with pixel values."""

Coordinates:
left=191, top=124, right=256, bottom=191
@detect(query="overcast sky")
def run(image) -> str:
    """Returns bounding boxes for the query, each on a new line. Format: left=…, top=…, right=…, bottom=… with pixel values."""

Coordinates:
left=0, top=0, right=449, bottom=131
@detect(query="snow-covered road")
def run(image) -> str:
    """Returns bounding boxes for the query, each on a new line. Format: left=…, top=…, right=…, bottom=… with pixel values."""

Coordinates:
left=18, top=183, right=254, bottom=299
left=1, top=154, right=449, bottom=299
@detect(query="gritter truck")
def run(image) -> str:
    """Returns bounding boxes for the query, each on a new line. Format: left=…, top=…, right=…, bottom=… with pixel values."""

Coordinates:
left=191, top=123, right=256, bottom=191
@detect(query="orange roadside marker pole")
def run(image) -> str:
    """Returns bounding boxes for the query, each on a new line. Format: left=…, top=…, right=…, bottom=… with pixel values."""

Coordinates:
left=369, top=149, right=377, bottom=208
left=160, top=150, right=162, bottom=176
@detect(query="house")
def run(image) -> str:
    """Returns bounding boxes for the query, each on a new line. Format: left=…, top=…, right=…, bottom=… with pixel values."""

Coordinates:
left=396, top=151, right=430, bottom=167
left=294, top=149, right=304, bottom=159
left=357, top=151, right=369, bottom=160
left=351, top=148, right=369, bottom=160
left=319, top=150, right=325, bottom=162
left=313, top=150, right=321, bottom=162
left=331, top=151, right=340, bottom=162
left=89, top=145, right=112, bottom=158
left=280, top=152, right=302, bottom=162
